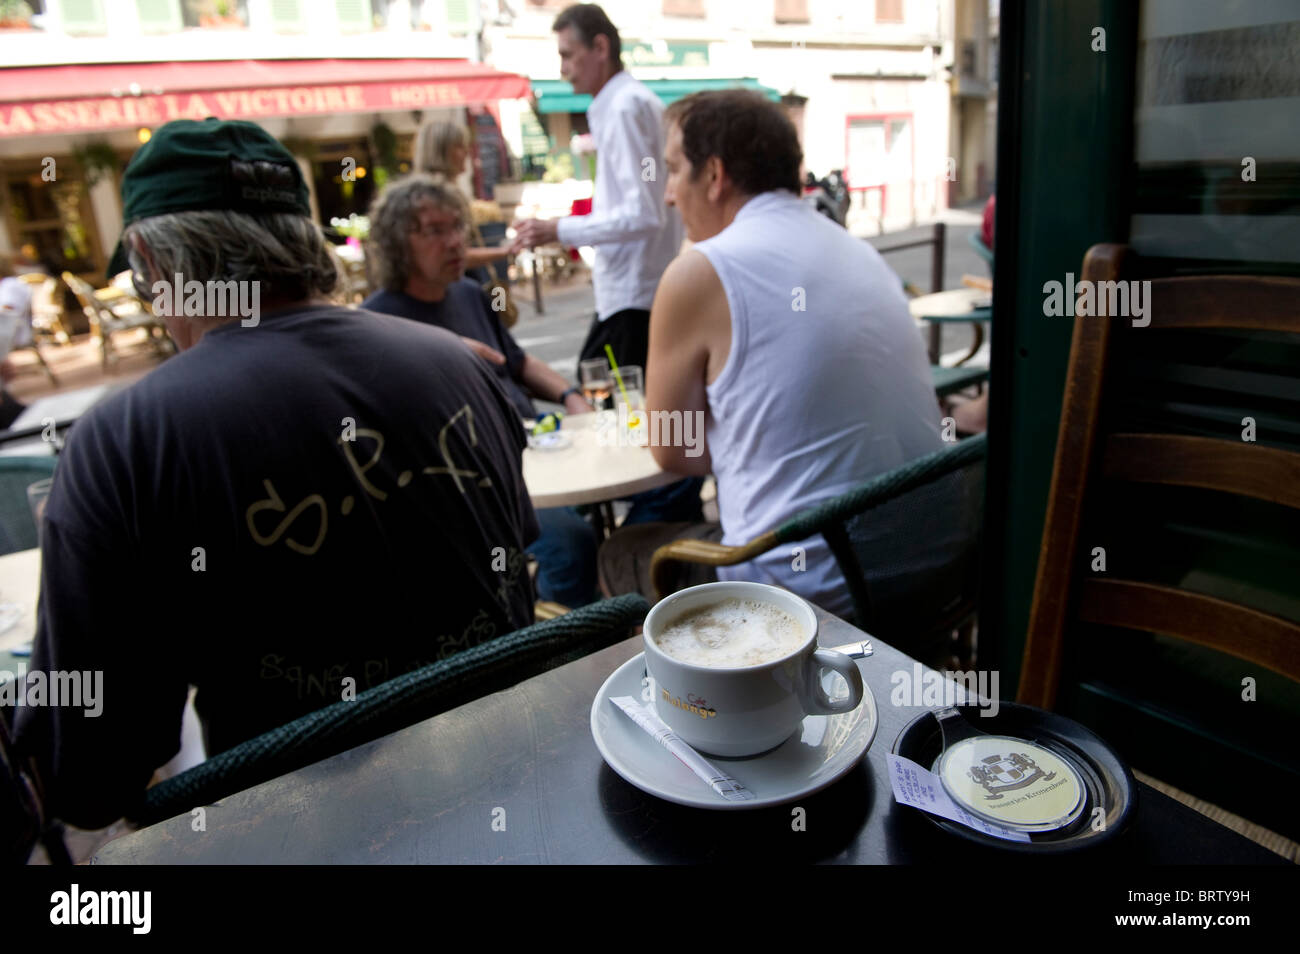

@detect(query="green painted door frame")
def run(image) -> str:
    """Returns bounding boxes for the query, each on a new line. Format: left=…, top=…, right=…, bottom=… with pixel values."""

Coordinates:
left=980, top=0, right=1139, bottom=685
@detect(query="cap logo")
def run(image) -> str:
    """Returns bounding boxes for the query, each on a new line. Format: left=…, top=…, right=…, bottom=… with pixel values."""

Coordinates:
left=231, top=158, right=299, bottom=207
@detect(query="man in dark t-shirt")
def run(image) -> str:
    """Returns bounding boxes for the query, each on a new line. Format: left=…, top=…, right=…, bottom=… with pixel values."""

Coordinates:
left=11, top=120, right=539, bottom=830
left=364, top=279, right=537, bottom=419
left=364, top=176, right=599, bottom=609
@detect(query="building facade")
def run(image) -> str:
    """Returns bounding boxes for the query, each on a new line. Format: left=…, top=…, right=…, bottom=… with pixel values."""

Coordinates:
left=0, top=0, right=517, bottom=283
left=491, top=0, right=960, bottom=234
left=0, top=0, right=989, bottom=287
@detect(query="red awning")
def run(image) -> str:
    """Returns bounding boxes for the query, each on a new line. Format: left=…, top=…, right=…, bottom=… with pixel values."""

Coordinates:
left=0, top=59, right=532, bottom=138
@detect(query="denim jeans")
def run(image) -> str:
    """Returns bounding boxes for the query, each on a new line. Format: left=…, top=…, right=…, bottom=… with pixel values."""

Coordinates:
left=531, top=506, right=599, bottom=607
left=622, top=477, right=706, bottom=526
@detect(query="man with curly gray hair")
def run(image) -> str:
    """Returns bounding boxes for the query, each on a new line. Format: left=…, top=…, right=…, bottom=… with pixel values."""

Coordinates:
left=364, top=175, right=600, bottom=610
left=12, top=119, right=539, bottom=831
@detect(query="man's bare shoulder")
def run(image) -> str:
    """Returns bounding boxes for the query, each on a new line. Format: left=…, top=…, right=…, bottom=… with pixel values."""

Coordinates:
left=654, top=250, right=731, bottom=382
left=659, top=249, right=725, bottom=304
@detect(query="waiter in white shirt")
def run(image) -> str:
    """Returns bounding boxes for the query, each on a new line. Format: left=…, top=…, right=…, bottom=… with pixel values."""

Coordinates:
left=510, top=3, right=683, bottom=374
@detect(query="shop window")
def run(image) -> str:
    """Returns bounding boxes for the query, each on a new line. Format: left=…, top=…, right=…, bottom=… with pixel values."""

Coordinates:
left=179, top=0, right=249, bottom=29
left=60, top=0, right=107, bottom=34
left=1132, top=2, right=1300, bottom=264
left=663, top=0, right=705, bottom=18
left=876, top=0, right=903, bottom=24
left=774, top=0, right=808, bottom=24
left=4, top=163, right=102, bottom=280
left=312, top=140, right=381, bottom=228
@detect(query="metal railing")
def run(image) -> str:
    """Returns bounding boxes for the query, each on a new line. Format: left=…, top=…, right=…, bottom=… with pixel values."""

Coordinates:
left=872, top=221, right=947, bottom=363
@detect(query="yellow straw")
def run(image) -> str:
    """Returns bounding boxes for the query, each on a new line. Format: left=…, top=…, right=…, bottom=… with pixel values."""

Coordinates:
left=604, top=345, right=639, bottom=427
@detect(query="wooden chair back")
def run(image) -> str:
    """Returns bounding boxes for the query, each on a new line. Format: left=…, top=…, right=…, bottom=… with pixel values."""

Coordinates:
left=1020, top=244, right=1300, bottom=706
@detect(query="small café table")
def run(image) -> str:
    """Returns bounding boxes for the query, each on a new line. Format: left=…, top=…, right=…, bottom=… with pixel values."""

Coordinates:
left=92, top=606, right=1283, bottom=864
left=0, top=384, right=119, bottom=457
left=0, top=547, right=39, bottom=674
left=523, top=411, right=679, bottom=536
left=909, top=287, right=993, bottom=366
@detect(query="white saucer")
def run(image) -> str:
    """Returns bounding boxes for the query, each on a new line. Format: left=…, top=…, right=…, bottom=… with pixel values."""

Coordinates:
left=527, top=431, right=572, bottom=450
left=590, top=652, right=877, bottom=810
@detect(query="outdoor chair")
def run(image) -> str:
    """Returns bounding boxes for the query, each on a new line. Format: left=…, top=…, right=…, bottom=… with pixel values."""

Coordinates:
left=0, top=456, right=56, bottom=556
left=4, top=276, right=60, bottom=387
left=968, top=231, right=994, bottom=274
left=27, top=276, right=71, bottom=346
left=651, top=435, right=986, bottom=670
left=900, top=277, right=990, bottom=399
left=1018, top=242, right=1300, bottom=839
left=129, top=593, right=650, bottom=826
left=60, top=272, right=172, bottom=372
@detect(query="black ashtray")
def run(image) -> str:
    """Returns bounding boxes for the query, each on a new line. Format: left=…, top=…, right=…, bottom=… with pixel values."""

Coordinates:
left=891, top=702, right=1137, bottom=853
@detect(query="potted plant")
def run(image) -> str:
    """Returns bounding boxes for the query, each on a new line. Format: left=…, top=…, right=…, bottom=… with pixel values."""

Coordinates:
left=200, top=0, right=245, bottom=29
left=369, top=121, right=399, bottom=189
left=0, top=0, right=35, bottom=29
left=72, top=141, right=121, bottom=189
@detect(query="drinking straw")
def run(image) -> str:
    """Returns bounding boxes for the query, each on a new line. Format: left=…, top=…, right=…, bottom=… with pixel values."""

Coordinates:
left=604, top=345, right=640, bottom=425
left=604, top=345, right=629, bottom=402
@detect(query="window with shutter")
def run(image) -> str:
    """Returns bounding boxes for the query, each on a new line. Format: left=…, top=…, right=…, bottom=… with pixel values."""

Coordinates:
left=59, top=0, right=107, bottom=34
left=336, top=0, right=373, bottom=31
left=876, top=0, right=904, bottom=23
left=774, top=0, right=808, bottom=24
left=269, top=0, right=308, bottom=32
left=136, top=0, right=182, bottom=33
left=445, top=0, right=470, bottom=33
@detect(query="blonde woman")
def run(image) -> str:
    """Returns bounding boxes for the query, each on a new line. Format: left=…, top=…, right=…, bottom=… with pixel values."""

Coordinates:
left=412, top=120, right=510, bottom=276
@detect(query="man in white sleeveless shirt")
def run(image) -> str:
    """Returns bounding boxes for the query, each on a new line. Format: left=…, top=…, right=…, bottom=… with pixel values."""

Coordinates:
left=601, top=89, right=943, bottom=619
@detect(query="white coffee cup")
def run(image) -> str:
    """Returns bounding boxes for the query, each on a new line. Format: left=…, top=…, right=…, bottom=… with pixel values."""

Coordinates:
left=643, top=581, right=864, bottom=758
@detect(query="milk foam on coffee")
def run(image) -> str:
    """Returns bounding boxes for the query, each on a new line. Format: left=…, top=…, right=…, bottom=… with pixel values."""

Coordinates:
left=654, top=598, right=806, bottom=667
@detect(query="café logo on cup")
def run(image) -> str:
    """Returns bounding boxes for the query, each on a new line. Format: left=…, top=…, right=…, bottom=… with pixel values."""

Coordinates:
left=661, top=688, right=717, bottom=720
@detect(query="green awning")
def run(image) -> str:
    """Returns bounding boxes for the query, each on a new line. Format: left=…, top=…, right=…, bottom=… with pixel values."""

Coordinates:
left=531, top=77, right=781, bottom=114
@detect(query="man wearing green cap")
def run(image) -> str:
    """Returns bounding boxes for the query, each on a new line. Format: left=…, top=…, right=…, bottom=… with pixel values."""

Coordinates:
left=12, top=119, right=540, bottom=831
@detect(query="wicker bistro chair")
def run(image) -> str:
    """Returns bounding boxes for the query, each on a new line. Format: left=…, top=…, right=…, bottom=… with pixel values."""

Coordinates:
left=651, top=435, right=987, bottom=669
left=60, top=272, right=172, bottom=372
left=26, top=275, right=71, bottom=348
left=968, top=232, right=995, bottom=274
left=129, top=593, right=650, bottom=826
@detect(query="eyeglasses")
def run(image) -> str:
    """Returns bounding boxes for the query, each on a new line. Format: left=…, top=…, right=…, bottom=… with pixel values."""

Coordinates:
left=410, top=220, right=468, bottom=243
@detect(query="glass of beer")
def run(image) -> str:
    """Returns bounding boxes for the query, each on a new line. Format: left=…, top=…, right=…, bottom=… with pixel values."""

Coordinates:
left=580, top=358, right=614, bottom=411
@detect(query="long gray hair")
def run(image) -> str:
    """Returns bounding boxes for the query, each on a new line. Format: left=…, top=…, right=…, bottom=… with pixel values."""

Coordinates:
left=125, top=210, right=338, bottom=304
left=412, top=120, right=469, bottom=180
left=366, top=175, right=467, bottom=292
